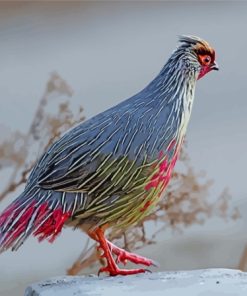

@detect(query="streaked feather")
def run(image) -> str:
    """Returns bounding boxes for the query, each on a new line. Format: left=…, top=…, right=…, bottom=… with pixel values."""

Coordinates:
left=0, top=35, right=215, bottom=250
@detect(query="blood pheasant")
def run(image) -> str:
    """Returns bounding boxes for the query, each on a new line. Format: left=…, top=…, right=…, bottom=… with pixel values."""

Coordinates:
left=0, top=35, right=218, bottom=276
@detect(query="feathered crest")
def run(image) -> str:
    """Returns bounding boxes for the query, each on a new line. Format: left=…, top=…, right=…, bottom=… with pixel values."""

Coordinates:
left=178, top=35, right=215, bottom=56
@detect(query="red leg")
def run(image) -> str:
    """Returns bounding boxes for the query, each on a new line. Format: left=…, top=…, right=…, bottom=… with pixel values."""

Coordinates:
left=107, top=240, right=157, bottom=267
left=90, top=228, right=150, bottom=276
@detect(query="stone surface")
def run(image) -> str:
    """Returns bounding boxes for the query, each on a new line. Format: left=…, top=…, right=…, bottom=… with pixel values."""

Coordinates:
left=24, top=269, right=247, bottom=296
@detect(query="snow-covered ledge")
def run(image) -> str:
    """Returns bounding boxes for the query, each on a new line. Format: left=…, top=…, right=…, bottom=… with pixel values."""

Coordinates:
left=24, top=269, right=247, bottom=296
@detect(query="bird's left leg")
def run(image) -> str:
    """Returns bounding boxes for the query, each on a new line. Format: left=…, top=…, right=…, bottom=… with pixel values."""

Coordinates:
left=89, top=227, right=148, bottom=276
left=106, top=240, right=157, bottom=267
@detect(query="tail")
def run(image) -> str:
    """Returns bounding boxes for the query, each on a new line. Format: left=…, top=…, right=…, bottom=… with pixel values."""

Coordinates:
left=0, top=186, right=85, bottom=252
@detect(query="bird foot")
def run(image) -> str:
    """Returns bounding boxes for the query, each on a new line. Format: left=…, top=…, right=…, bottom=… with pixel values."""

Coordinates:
left=90, top=228, right=155, bottom=277
left=98, top=265, right=150, bottom=276
left=107, top=240, right=158, bottom=267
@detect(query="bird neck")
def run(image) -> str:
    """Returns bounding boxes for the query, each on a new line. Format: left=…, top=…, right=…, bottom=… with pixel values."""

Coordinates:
left=141, top=54, right=198, bottom=155
left=144, top=52, right=198, bottom=113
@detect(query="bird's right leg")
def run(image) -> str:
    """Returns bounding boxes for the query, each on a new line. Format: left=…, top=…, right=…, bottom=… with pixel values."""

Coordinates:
left=88, top=227, right=149, bottom=276
left=106, top=240, right=157, bottom=267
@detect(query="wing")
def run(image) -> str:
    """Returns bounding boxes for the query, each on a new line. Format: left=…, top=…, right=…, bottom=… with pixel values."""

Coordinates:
left=29, top=92, right=180, bottom=199
left=30, top=100, right=149, bottom=192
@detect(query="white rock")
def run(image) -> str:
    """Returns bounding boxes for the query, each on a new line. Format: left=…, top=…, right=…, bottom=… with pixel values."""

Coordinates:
left=24, top=269, right=247, bottom=296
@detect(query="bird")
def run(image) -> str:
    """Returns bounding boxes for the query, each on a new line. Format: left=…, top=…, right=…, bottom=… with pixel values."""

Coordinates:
left=0, top=35, right=218, bottom=276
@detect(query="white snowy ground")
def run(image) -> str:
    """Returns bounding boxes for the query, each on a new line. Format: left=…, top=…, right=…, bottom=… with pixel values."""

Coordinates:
left=24, top=269, right=247, bottom=296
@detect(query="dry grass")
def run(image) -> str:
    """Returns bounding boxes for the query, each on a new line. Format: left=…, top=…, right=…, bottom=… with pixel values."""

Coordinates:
left=0, top=72, right=84, bottom=202
left=0, top=73, right=242, bottom=274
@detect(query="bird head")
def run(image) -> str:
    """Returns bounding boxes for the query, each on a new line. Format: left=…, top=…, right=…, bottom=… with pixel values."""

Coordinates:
left=177, top=35, right=219, bottom=80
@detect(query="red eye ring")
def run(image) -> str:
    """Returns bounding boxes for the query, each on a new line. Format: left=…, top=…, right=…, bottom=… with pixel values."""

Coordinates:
left=202, top=55, right=211, bottom=65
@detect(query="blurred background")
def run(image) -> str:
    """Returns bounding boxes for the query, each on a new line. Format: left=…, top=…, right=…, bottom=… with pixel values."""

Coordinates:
left=0, top=2, right=246, bottom=295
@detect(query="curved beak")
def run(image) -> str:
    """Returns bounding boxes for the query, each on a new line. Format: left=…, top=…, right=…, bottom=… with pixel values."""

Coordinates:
left=211, top=61, right=219, bottom=71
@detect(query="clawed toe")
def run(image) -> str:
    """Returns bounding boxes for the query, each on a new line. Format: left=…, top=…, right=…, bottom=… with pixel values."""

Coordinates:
left=91, top=228, right=157, bottom=277
left=150, top=259, right=159, bottom=268
left=107, top=240, right=157, bottom=267
left=98, top=265, right=149, bottom=276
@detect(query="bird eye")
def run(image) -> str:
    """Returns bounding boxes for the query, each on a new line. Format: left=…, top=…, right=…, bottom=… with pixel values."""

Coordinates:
left=202, top=55, right=211, bottom=65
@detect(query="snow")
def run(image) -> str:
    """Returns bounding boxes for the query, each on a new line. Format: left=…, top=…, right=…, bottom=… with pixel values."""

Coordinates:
left=24, top=269, right=247, bottom=296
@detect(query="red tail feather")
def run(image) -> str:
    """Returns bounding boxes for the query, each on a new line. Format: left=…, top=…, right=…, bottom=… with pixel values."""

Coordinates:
left=0, top=198, right=72, bottom=251
left=34, top=207, right=71, bottom=243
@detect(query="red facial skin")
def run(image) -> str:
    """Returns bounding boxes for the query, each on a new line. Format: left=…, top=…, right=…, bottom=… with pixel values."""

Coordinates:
left=197, top=53, right=216, bottom=80
left=198, top=65, right=213, bottom=79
